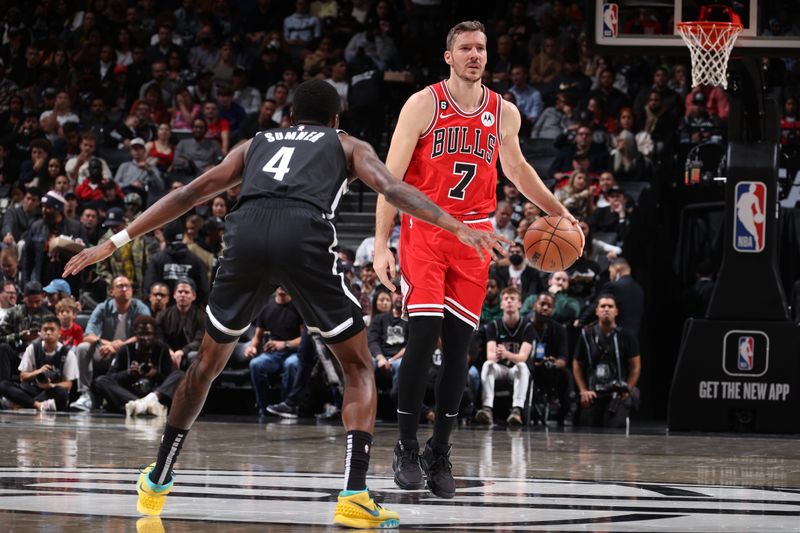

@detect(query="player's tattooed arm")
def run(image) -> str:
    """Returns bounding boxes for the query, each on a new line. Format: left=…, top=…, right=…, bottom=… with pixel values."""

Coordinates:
left=343, top=135, right=509, bottom=261
left=63, top=141, right=251, bottom=276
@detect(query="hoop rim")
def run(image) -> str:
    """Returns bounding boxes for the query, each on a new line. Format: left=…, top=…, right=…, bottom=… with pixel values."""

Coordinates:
left=676, top=20, right=744, bottom=34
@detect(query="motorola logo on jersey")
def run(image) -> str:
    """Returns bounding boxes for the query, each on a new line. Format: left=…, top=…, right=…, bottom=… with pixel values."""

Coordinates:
left=481, top=112, right=495, bottom=127
left=733, top=181, right=766, bottom=253
left=722, top=330, right=769, bottom=377
left=430, top=127, right=497, bottom=164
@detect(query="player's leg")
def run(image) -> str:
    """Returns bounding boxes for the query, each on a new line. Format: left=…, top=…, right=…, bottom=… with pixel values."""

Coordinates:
left=393, top=241, right=447, bottom=490
left=421, top=311, right=473, bottom=499
left=275, top=210, right=398, bottom=528
left=138, top=205, right=278, bottom=516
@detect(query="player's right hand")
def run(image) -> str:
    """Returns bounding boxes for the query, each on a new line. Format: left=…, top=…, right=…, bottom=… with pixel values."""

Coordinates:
left=374, top=247, right=397, bottom=292
left=457, top=226, right=511, bottom=262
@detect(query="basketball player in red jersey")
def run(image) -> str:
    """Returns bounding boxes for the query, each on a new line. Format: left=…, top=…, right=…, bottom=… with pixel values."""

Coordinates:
left=374, top=21, right=584, bottom=498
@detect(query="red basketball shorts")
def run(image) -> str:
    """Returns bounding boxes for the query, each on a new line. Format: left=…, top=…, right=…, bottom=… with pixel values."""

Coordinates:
left=399, top=214, right=492, bottom=329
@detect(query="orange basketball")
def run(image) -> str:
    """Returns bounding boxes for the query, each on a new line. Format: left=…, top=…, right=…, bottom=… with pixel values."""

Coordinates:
left=523, top=216, right=583, bottom=273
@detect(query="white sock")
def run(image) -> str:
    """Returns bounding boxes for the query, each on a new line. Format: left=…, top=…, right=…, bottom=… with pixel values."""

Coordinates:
left=145, top=393, right=159, bottom=404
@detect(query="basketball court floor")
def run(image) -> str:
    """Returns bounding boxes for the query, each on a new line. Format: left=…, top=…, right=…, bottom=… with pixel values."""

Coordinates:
left=1, top=412, right=798, bottom=531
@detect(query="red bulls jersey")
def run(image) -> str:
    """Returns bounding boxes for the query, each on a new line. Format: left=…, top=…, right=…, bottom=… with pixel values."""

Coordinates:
left=404, top=80, right=502, bottom=220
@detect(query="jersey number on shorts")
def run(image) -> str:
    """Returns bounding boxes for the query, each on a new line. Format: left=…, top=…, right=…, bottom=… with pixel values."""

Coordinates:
left=261, top=146, right=296, bottom=181
left=448, top=162, right=477, bottom=200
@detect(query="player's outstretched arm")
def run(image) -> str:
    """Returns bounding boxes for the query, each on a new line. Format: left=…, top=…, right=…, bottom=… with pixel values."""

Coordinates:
left=63, top=140, right=252, bottom=277
left=344, top=135, right=509, bottom=271
left=498, top=101, right=584, bottom=249
left=373, top=90, right=434, bottom=290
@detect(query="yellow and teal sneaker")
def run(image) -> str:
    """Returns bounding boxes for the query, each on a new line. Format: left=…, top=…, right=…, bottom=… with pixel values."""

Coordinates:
left=136, top=463, right=173, bottom=516
left=333, top=489, right=400, bottom=529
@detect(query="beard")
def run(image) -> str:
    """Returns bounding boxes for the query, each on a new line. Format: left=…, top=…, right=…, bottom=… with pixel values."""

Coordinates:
left=453, top=63, right=484, bottom=83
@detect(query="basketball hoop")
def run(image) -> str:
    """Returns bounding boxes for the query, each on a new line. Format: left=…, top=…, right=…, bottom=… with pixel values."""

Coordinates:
left=677, top=6, right=743, bottom=89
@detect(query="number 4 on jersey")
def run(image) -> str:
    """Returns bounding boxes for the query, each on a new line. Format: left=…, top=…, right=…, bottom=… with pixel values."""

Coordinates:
left=448, top=162, right=477, bottom=200
left=262, top=146, right=295, bottom=181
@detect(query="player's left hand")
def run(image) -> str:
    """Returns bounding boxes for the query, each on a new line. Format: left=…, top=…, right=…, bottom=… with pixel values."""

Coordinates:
left=457, top=226, right=511, bottom=262
left=63, top=240, right=116, bottom=277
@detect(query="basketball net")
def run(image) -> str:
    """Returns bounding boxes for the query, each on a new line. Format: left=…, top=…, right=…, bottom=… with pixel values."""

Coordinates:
left=677, top=6, right=743, bottom=89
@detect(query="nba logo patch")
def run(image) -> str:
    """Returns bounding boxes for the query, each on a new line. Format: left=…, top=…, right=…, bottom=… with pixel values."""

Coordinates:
left=733, top=181, right=766, bottom=253
left=737, top=336, right=754, bottom=371
left=722, top=330, right=769, bottom=377
left=603, top=4, right=619, bottom=37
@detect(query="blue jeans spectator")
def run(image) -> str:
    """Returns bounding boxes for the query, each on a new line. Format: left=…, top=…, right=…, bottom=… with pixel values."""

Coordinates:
left=249, top=350, right=297, bottom=413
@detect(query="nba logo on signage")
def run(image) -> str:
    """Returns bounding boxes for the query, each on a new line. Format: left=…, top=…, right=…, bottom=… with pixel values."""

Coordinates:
left=733, top=181, right=766, bottom=253
left=737, top=336, right=754, bottom=371
left=603, top=4, right=618, bottom=37
left=722, top=330, right=768, bottom=377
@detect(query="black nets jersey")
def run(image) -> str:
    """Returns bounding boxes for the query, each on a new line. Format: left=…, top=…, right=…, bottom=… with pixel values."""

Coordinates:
left=236, top=125, right=349, bottom=217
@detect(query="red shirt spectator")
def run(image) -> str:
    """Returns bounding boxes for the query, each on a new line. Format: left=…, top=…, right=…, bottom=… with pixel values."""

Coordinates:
left=61, top=322, right=84, bottom=347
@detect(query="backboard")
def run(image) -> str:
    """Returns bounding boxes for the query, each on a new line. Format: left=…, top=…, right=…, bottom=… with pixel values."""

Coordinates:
left=587, top=0, right=800, bottom=56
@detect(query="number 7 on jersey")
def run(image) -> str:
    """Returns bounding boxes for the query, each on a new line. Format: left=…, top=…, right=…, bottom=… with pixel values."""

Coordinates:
left=262, top=146, right=295, bottom=181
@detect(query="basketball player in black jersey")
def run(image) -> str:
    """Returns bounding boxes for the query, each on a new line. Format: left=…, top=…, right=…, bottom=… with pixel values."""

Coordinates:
left=63, top=80, right=507, bottom=529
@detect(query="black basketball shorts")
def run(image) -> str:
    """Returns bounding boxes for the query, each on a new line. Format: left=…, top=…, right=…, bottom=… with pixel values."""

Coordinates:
left=204, top=200, right=364, bottom=345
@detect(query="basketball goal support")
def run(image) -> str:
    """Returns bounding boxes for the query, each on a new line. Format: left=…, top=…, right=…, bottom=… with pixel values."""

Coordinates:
left=667, top=57, right=800, bottom=433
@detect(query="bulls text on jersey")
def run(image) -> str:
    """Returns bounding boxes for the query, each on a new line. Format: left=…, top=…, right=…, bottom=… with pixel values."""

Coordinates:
left=430, top=126, right=497, bottom=165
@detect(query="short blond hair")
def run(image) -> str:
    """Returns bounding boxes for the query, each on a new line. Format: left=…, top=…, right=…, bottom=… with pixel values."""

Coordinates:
left=55, top=296, right=79, bottom=315
left=446, top=21, right=486, bottom=51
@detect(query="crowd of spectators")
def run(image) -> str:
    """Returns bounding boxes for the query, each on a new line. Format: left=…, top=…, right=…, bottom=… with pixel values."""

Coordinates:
left=0, top=1, right=795, bottom=425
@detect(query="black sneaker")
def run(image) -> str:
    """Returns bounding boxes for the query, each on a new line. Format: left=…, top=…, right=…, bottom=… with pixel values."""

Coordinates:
left=421, top=438, right=455, bottom=499
left=392, top=440, right=425, bottom=490
left=266, top=401, right=299, bottom=419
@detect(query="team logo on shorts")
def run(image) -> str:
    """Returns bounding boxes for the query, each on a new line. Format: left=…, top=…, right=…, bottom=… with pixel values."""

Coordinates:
left=733, top=181, right=766, bottom=253
left=722, top=330, right=768, bottom=377
left=481, top=112, right=495, bottom=127
left=440, top=101, right=449, bottom=110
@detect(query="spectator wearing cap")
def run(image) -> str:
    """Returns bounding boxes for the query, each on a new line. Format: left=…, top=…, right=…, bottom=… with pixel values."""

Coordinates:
left=217, top=86, right=247, bottom=141
left=107, top=64, right=133, bottom=115
left=171, top=118, right=223, bottom=179
left=75, top=158, right=124, bottom=203
left=70, top=275, right=151, bottom=411
left=188, top=69, right=218, bottom=105
left=0, top=280, right=56, bottom=356
left=588, top=185, right=632, bottom=245
left=155, top=277, right=205, bottom=370
left=124, top=192, right=143, bottom=220
left=679, top=90, right=723, bottom=147
left=98, top=179, right=126, bottom=214
left=22, top=191, right=86, bottom=288
left=42, top=278, right=72, bottom=311
left=143, top=221, right=209, bottom=305
left=65, top=133, right=113, bottom=185
left=2, top=186, right=41, bottom=248
left=231, top=66, right=262, bottom=115
left=96, top=207, right=148, bottom=298
left=114, top=137, right=164, bottom=200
